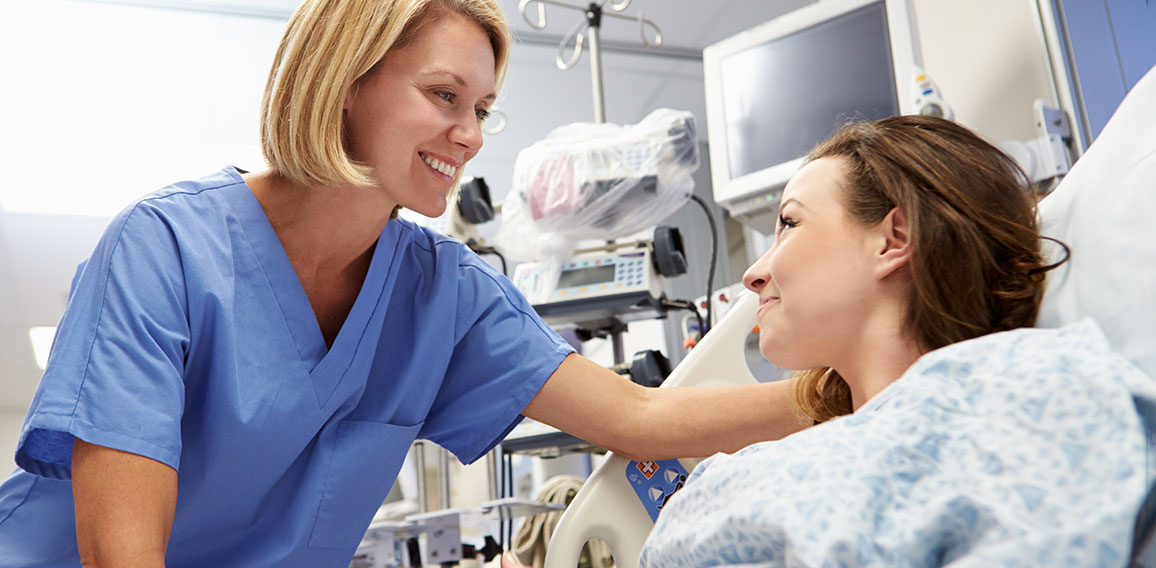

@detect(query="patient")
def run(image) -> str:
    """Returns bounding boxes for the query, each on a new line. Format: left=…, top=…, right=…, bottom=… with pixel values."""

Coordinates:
left=497, top=116, right=1154, bottom=567
left=748, top=114, right=1054, bottom=422
left=635, top=115, right=1156, bottom=566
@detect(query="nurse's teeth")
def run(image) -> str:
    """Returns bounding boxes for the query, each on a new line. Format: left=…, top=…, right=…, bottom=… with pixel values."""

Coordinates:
left=422, top=154, right=456, bottom=178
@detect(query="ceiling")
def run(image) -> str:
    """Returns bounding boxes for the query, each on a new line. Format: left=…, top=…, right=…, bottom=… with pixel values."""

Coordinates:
left=0, top=0, right=810, bottom=413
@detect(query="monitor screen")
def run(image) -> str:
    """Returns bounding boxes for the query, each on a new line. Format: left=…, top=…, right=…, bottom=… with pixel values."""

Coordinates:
left=719, top=2, right=900, bottom=181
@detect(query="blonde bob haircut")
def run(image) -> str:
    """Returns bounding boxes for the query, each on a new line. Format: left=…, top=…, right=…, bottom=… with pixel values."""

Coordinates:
left=260, top=0, right=512, bottom=188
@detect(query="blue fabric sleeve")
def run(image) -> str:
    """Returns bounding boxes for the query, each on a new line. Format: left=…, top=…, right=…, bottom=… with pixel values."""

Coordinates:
left=420, top=249, right=574, bottom=464
left=16, top=201, right=189, bottom=479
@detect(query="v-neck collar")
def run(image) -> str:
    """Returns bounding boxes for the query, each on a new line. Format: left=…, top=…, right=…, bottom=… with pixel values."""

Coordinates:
left=221, top=167, right=402, bottom=406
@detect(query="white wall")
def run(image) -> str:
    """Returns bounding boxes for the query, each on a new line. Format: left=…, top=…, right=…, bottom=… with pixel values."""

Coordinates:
left=0, top=0, right=288, bottom=476
left=0, top=412, right=24, bottom=475
left=914, top=0, right=1060, bottom=149
left=0, top=0, right=281, bottom=218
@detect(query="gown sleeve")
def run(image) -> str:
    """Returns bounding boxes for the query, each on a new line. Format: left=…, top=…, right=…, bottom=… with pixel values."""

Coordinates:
left=16, top=200, right=189, bottom=479
left=419, top=248, right=575, bottom=464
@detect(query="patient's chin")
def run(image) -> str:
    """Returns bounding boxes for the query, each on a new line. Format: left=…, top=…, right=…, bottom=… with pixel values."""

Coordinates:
left=759, top=343, right=809, bottom=371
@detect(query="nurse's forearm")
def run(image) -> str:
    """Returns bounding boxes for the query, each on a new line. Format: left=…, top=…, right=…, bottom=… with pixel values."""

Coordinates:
left=637, top=380, right=811, bottom=458
left=73, top=438, right=177, bottom=568
left=526, top=354, right=809, bottom=461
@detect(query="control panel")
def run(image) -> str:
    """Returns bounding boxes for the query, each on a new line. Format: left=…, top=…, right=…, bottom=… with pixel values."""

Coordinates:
left=512, top=246, right=665, bottom=325
left=625, top=459, right=689, bottom=522
left=514, top=249, right=658, bottom=304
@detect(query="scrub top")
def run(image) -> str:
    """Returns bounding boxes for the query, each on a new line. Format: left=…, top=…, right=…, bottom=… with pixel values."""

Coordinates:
left=0, top=167, right=574, bottom=567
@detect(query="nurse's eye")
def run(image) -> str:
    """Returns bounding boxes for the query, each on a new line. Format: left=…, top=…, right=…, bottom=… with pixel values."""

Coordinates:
left=434, top=90, right=455, bottom=104
left=475, top=107, right=491, bottom=122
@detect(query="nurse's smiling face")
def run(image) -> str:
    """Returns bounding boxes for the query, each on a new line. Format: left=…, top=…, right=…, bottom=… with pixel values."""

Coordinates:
left=342, top=12, right=496, bottom=217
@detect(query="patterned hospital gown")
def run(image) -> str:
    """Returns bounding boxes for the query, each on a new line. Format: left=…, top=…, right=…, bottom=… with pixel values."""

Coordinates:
left=640, top=319, right=1156, bottom=567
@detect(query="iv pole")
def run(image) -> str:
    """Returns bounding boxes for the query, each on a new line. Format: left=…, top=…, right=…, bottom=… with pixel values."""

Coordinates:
left=519, top=0, right=663, bottom=124
left=517, top=0, right=665, bottom=365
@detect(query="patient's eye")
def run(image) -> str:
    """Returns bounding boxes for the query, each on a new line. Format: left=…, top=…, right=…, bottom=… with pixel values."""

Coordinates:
left=777, top=214, right=797, bottom=235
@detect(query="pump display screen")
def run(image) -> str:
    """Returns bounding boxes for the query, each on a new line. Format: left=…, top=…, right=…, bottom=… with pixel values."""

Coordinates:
left=557, top=265, right=616, bottom=288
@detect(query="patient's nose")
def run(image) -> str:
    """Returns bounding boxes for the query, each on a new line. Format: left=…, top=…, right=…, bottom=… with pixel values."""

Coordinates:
left=743, top=243, right=778, bottom=293
left=743, top=260, right=769, bottom=293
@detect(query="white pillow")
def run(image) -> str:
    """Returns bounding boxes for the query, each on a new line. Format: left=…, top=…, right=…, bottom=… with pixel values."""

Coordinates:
left=1036, top=63, right=1156, bottom=380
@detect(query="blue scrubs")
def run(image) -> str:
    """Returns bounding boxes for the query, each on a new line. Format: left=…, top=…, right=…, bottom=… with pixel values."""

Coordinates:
left=0, top=167, right=574, bottom=567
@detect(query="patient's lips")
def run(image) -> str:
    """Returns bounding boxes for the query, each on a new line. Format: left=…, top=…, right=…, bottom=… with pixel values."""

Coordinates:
left=757, top=295, right=781, bottom=315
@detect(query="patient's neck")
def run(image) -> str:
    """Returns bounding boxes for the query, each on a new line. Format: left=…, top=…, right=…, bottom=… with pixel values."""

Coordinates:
left=835, top=317, right=924, bottom=413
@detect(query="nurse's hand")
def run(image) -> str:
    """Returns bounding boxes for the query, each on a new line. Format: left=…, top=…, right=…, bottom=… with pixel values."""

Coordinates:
left=500, top=551, right=529, bottom=567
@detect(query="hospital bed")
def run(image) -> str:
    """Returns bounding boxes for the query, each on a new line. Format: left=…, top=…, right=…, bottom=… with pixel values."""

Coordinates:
left=542, top=63, right=1156, bottom=568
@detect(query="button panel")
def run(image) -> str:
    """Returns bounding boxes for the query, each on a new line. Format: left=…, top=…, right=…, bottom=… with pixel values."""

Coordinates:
left=626, top=459, right=689, bottom=522
left=549, top=252, right=651, bottom=301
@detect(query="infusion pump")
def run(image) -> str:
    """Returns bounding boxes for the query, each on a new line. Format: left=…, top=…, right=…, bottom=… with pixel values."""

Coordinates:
left=512, top=225, right=698, bottom=328
left=513, top=246, right=664, bottom=326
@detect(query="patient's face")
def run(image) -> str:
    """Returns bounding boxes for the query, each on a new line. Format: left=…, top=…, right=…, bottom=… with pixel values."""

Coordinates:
left=741, top=157, right=880, bottom=369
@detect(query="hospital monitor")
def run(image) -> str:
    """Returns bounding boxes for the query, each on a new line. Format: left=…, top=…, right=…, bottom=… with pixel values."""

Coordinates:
left=703, top=0, right=924, bottom=233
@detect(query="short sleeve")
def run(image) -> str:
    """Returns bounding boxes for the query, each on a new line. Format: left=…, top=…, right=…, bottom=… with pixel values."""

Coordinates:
left=16, top=202, right=189, bottom=479
left=419, top=251, right=574, bottom=464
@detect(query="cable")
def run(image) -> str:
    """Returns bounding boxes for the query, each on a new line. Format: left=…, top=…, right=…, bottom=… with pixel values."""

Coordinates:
left=505, top=451, right=514, bottom=551
left=489, top=249, right=508, bottom=276
left=466, top=240, right=508, bottom=276
left=660, top=298, right=703, bottom=341
left=689, top=194, right=719, bottom=335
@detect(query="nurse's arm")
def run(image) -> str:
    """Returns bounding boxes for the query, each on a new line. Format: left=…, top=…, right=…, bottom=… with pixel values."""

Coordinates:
left=73, top=438, right=177, bottom=567
left=522, top=353, right=808, bottom=461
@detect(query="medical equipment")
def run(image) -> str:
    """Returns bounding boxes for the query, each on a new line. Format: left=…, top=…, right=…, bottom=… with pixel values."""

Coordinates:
left=998, top=100, right=1074, bottom=187
left=511, top=475, right=614, bottom=568
left=702, top=0, right=927, bottom=233
left=1036, top=0, right=1156, bottom=153
left=518, top=0, right=663, bottom=123
left=506, top=108, right=697, bottom=244
left=540, top=61, right=1156, bottom=568
left=511, top=227, right=686, bottom=328
left=354, top=500, right=562, bottom=567
left=910, top=65, right=953, bottom=120
left=498, top=108, right=700, bottom=318
left=542, top=291, right=760, bottom=568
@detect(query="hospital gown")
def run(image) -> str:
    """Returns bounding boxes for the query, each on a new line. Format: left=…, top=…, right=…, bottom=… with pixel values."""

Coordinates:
left=640, top=320, right=1156, bottom=567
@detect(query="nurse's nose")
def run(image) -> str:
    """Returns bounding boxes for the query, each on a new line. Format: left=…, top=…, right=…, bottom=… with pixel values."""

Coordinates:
left=450, top=110, right=484, bottom=156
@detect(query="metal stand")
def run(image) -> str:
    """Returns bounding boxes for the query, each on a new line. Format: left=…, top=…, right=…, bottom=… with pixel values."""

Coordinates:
left=573, top=317, right=629, bottom=365
left=516, top=2, right=670, bottom=362
left=519, top=0, right=663, bottom=123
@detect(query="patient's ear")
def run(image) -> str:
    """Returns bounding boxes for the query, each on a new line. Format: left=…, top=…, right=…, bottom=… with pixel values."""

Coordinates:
left=874, top=207, right=911, bottom=280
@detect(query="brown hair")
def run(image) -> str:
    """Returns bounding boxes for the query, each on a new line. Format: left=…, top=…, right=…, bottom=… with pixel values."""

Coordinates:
left=259, top=0, right=512, bottom=188
left=792, top=115, right=1064, bottom=422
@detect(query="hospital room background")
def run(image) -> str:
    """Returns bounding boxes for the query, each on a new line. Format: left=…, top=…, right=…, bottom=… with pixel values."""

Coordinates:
left=0, top=0, right=1153, bottom=565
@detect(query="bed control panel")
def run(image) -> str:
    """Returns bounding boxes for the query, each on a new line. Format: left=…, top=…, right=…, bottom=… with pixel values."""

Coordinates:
left=625, top=459, right=689, bottom=522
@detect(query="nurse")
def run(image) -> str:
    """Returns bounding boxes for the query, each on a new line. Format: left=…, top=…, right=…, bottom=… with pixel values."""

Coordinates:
left=0, top=0, right=807, bottom=566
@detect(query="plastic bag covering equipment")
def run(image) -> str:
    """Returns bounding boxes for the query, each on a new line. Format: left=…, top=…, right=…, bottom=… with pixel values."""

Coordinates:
left=510, top=108, right=699, bottom=243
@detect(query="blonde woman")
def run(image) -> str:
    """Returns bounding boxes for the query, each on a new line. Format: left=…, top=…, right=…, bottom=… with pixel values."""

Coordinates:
left=0, top=1, right=804, bottom=566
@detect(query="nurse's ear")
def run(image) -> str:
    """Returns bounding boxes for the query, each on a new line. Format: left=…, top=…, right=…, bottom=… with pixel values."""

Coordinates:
left=343, top=84, right=358, bottom=111
left=344, top=71, right=369, bottom=111
left=873, top=207, right=911, bottom=280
